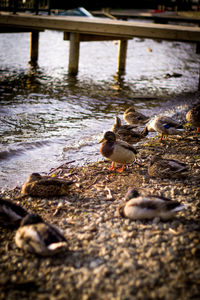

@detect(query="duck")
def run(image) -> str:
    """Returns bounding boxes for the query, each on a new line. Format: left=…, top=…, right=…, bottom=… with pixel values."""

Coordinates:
left=111, top=116, right=148, bottom=144
left=15, top=213, right=68, bottom=256
left=117, top=188, right=185, bottom=221
left=21, top=173, right=74, bottom=198
left=123, top=106, right=149, bottom=126
left=145, top=115, right=184, bottom=140
left=99, top=131, right=137, bottom=173
left=0, top=197, right=29, bottom=228
left=186, top=104, right=200, bottom=133
left=148, top=154, right=188, bottom=179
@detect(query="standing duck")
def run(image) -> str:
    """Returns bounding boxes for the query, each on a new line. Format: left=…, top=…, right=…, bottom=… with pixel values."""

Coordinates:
left=111, top=116, right=148, bottom=144
left=186, top=104, right=200, bottom=133
left=148, top=154, right=188, bottom=179
left=117, top=188, right=185, bottom=221
left=21, top=173, right=74, bottom=198
left=145, top=115, right=184, bottom=140
left=15, top=214, right=68, bottom=256
left=123, top=106, right=149, bottom=126
left=0, top=197, right=29, bottom=228
left=99, top=131, right=137, bottom=173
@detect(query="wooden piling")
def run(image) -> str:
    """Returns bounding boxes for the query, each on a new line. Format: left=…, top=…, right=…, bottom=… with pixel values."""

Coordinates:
left=30, top=31, right=39, bottom=66
left=118, top=39, right=128, bottom=75
left=68, top=33, right=80, bottom=75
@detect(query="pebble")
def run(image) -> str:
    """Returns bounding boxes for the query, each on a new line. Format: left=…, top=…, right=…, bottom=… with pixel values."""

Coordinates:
left=1, top=130, right=200, bottom=300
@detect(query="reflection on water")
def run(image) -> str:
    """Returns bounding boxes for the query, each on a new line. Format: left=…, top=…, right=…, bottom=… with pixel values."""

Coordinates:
left=0, top=30, right=200, bottom=188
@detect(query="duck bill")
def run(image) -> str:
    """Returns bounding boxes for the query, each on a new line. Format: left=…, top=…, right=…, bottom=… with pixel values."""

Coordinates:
left=98, top=137, right=106, bottom=143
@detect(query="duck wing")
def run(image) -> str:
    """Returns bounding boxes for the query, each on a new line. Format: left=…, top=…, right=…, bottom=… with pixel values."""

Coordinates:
left=117, top=140, right=137, bottom=154
left=165, top=159, right=188, bottom=172
left=36, top=179, right=73, bottom=186
left=128, top=197, right=183, bottom=211
left=160, top=116, right=182, bottom=128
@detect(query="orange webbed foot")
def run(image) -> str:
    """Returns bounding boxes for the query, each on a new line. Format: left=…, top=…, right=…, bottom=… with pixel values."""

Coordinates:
left=116, top=164, right=125, bottom=173
left=107, top=161, right=115, bottom=171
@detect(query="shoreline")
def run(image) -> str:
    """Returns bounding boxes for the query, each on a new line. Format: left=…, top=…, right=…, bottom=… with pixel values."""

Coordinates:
left=0, top=129, right=200, bottom=300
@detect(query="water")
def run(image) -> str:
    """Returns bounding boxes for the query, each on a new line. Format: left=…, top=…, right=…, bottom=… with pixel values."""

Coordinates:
left=0, top=29, right=200, bottom=189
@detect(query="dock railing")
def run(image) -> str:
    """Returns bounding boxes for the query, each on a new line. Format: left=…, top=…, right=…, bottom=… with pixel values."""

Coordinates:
left=0, top=0, right=51, bottom=15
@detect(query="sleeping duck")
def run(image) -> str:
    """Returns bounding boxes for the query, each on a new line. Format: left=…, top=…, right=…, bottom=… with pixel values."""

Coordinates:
left=21, top=173, right=74, bottom=198
left=146, top=115, right=184, bottom=140
left=111, top=116, right=148, bottom=144
left=148, top=154, right=188, bottom=179
left=117, top=188, right=185, bottom=221
left=186, top=104, right=200, bottom=133
left=15, top=213, right=68, bottom=256
left=0, top=197, right=29, bottom=228
left=123, top=106, right=149, bottom=126
left=99, top=131, right=137, bottom=173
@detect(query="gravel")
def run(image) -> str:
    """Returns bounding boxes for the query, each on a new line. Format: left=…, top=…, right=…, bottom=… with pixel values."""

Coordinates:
left=0, top=130, right=200, bottom=300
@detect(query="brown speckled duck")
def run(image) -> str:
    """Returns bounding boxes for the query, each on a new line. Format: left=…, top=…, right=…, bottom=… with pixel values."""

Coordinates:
left=21, top=173, right=73, bottom=198
left=99, top=131, right=137, bottom=173
left=111, top=116, right=148, bottom=144
left=186, top=104, right=200, bottom=133
left=117, top=188, right=185, bottom=221
left=0, top=197, right=29, bottom=228
left=123, top=106, right=149, bottom=125
left=15, top=214, right=68, bottom=256
left=148, top=154, right=188, bottom=179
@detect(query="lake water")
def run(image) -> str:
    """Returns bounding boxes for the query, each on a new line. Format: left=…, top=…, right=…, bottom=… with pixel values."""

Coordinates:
left=0, top=27, right=200, bottom=189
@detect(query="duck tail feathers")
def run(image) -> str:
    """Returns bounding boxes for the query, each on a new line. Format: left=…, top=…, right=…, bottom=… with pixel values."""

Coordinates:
left=48, top=242, right=68, bottom=252
left=173, top=204, right=185, bottom=212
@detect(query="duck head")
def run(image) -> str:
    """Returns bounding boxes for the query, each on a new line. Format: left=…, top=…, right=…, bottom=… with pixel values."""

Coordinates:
left=113, top=116, right=122, bottom=130
left=99, top=131, right=116, bottom=143
left=125, top=106, right=136, bottom=114
left=149, top=154, right=162, bottom=166
left=125, top=188, right=140, bottom=200
left=27, top=173, right=42, bottom=183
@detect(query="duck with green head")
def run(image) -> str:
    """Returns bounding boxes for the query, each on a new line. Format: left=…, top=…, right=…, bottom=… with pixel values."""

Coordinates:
left=99, top=131, right=137, bottom=173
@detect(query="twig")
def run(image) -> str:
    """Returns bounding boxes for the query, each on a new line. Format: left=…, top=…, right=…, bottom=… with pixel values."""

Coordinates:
left=48, top=160, right=75, bottom=175
left=105, top=186, right=113, bottom=200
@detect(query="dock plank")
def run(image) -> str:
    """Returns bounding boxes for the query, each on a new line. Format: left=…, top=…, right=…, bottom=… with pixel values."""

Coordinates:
left=0, top=13, right=200, bottom=42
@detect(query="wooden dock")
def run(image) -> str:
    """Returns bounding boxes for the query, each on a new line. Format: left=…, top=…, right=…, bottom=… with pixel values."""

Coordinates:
left=92, top=9, right=200, bottom=24
left=0, top=12, right=200, bottom=76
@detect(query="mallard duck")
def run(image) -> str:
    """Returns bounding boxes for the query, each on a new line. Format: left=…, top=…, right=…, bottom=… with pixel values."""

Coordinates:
left=117, top=188, right=185, bottom=220
left=99, top=131, right=137, bottom=173
left=111, top=116, right=148, bottom=144
left=145, top=115, right=184, bottom=140
left=21, top=173, right=73, bottom=197
left=0, top=198, right=29, bottom=228
left=186, top=104, right=200, bottom=133
left=123, top=106, right=149, bottom=125
left=148, top=154, right=188, bottom=179
left=15, top=214, right=68, bottom=256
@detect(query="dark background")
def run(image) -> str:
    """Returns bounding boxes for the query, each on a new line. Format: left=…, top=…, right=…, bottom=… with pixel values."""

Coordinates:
left=49, top=0, right=193, bottom=10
